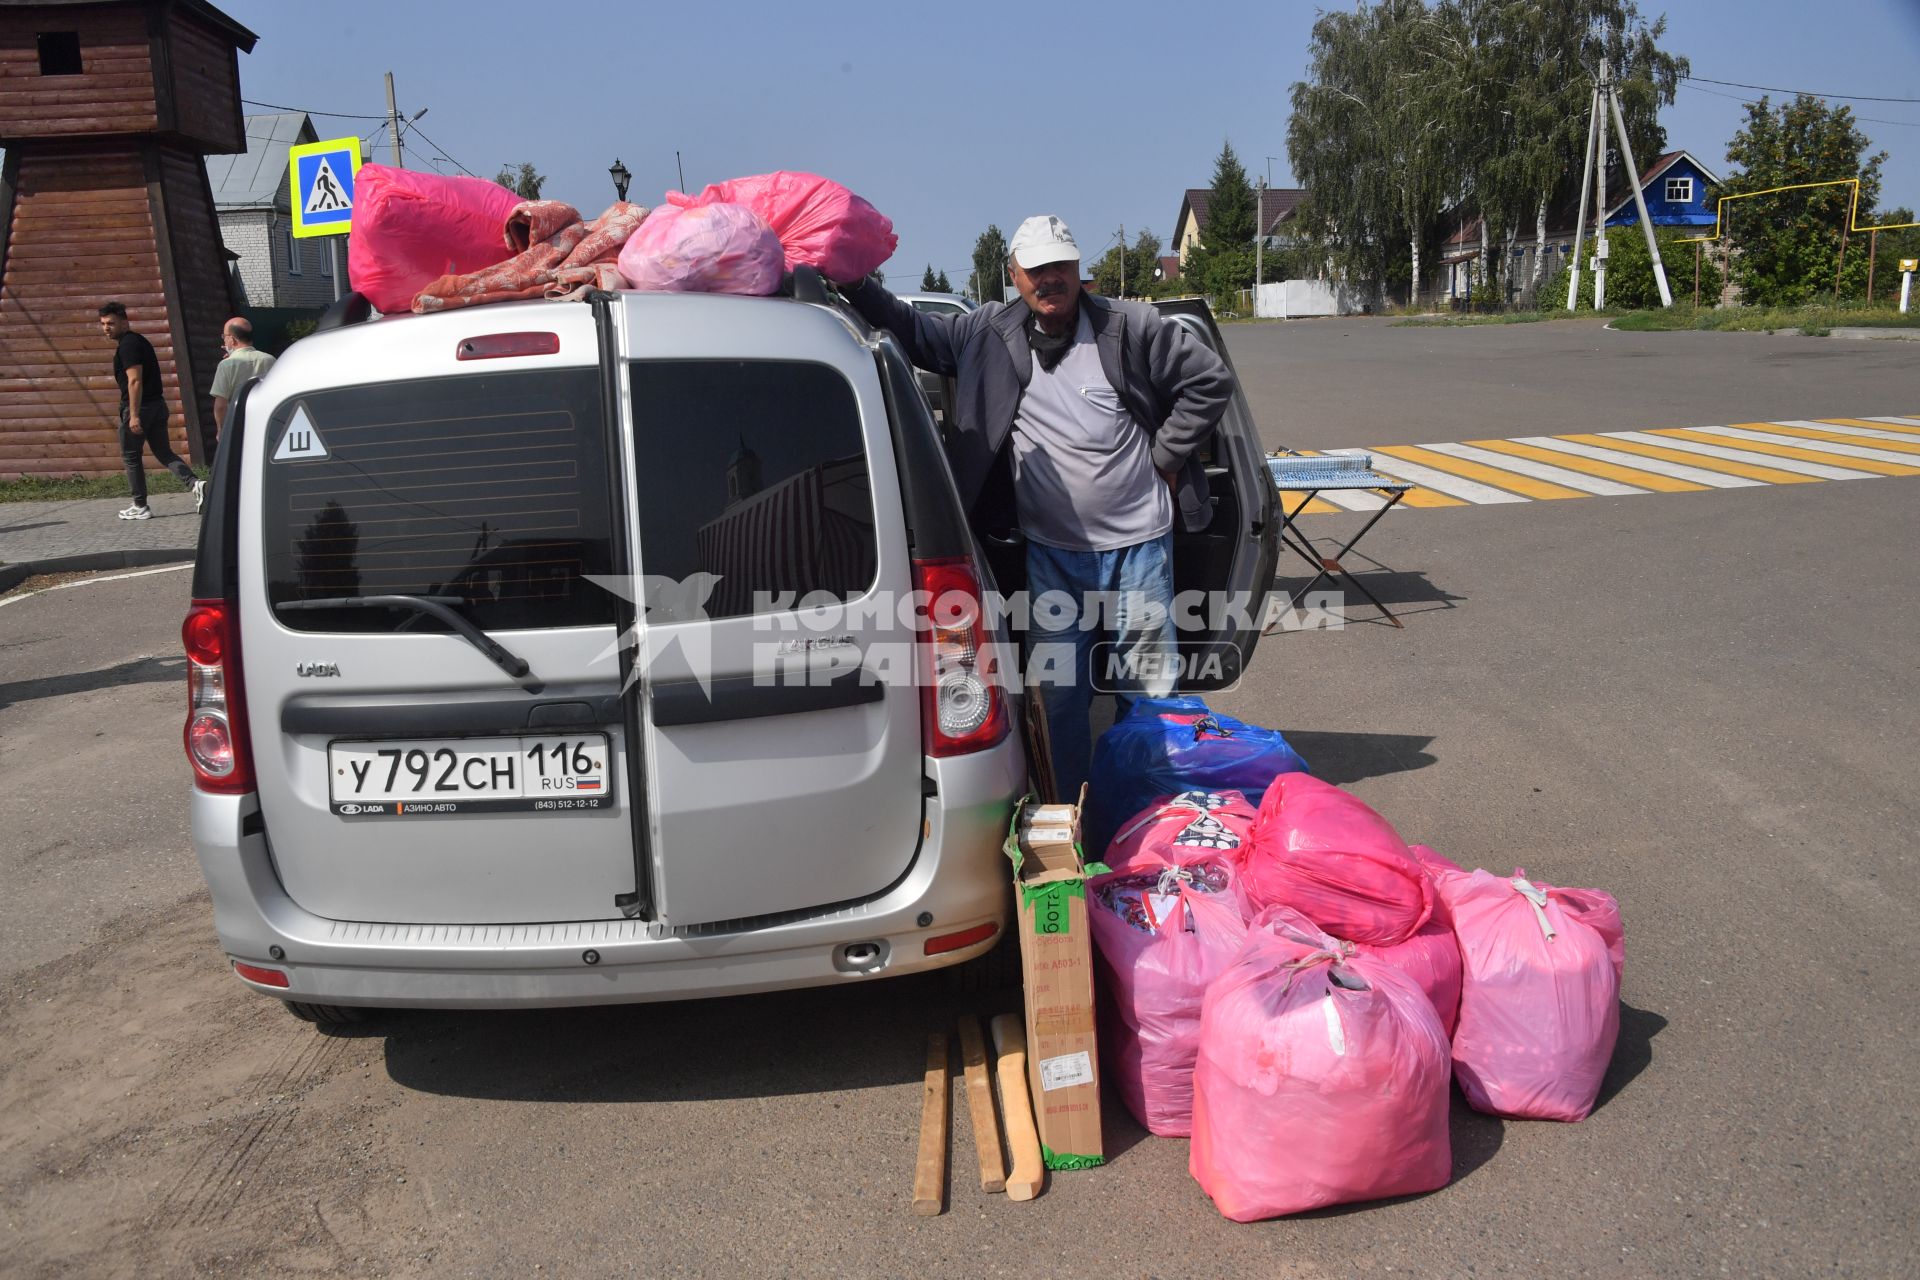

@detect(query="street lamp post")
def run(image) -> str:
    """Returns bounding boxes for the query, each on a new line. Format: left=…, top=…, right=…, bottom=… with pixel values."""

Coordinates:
left=609, top=158, right=632, bottom=203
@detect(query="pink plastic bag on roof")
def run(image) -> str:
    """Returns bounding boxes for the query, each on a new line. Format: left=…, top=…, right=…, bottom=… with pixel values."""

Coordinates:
left=666, top=171, right=897, bottom=281
left=347, top=165, right=523, bottom=314
left=1443, top=869, right=1625, bottom=1121
left=1189, top=907, right=1452, bottom=1221
left=1240, top=773, right=1434, bottom=945
left=1089, top=791, right=1256, bottom=1136
left=617, top=203, right=785, bottom=295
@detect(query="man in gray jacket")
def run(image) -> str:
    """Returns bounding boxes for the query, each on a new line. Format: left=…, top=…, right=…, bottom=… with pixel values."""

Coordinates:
left=842, top=214, right=1235, bottom=798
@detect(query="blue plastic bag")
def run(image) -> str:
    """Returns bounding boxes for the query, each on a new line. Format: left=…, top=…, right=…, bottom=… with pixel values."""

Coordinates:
left=1086, top=697, right=1309, bottom=859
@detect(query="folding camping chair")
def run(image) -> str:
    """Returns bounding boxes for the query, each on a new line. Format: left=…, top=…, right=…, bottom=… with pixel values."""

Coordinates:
left=1265, top=452, right=1414, bottom=630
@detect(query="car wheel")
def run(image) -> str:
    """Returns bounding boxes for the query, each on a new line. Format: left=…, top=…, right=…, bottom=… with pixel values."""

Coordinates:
left=283, top=1000, right=369, bottom=1028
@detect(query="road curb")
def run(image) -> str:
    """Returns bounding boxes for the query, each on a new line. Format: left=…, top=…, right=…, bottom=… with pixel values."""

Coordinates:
left=0, top=547, right=196, bottom=594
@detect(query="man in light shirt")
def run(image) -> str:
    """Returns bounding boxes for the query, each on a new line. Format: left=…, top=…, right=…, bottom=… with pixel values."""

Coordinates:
left=843, top=215, right=1235, bottom=796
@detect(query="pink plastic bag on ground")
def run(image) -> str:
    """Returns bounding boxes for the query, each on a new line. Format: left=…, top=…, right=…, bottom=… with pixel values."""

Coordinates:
left=1190, top=907, right=1452, bottom=1220
left=665, top=171, right=897, bottom=281
left=616, top=202, right=785, bottom=295
left=347, top=165, right=522, bottom=314
left=1089, top=792, right=1256, bottom=1136
left=1240, top=774, right=1434, bottom=945
left=1443, top=869, right=1626, bottom=1121
left=1352, top=916, right=1463, bottom=1035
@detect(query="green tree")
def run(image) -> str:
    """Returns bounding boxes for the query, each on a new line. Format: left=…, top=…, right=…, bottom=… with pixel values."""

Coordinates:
left=921, top=264, right=939, bottom=290
left=1184, top=142, right=1259, bottom=304
left=1091, top=228, right=1165, bottom=298
left=493, top=162, right=546, bottom=200
left=971, top=225, right=1009, bottom=304
left=1721, top=95, right=1888, bottom=305
left=1866, top=210, right=1919, bottom=302
left=1445, top=1, right=1686, bottom=302
left=1288, top=0, right=1454, bottom=307
left=933, top=268, right=953, bottom=292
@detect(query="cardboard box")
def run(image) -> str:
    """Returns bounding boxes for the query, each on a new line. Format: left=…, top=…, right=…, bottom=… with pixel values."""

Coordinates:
left=1005, top=786, right=1104, bottom=1170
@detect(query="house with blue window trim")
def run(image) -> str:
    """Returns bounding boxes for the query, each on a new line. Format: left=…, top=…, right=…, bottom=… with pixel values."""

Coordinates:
left=1436, top=149, right=1720, bottom=305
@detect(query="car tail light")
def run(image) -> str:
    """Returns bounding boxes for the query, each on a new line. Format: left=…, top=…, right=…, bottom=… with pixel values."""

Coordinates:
left=914, top=557, right=1009, bottom=757
left=924, top=921, right=998, bottom=956
left=232, top=961, right=289, bottom=988
left=183, top=600, right=254, bottom=794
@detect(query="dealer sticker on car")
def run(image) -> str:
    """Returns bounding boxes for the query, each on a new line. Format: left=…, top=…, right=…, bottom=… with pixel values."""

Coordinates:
left=328, top=735, right=612, bottom=816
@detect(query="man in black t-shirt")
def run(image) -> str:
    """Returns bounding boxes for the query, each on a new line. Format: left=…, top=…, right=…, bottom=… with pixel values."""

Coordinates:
left=98, top=300, right=200, bottom=520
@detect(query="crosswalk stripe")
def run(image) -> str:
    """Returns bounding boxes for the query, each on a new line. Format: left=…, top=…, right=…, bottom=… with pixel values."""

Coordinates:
left=1699, top=426, right=1920, bottom=473
left=1330, top=447, right=1531, bottom=503
left=1374, top=443, right=1597, bottom=498
left=1514, top=436, right=1762, bottom=488
left=1575, top=433, right=1823, bottom=484
left=1311, top=449, right=1466, bottom=507
left=1429, top=441, right=1648, bottom=495
left=1276, top=492, right=1344, bottom=516
left=1861, top=416, right=1920, bottom=432
left=1625, top=430, right=1876, bottom=480
left=1773, top=420, right=1920, bottom=451
left=1468, top=438, right=1705, bottom=491
left=1657, top=427, right=1911, bottom=476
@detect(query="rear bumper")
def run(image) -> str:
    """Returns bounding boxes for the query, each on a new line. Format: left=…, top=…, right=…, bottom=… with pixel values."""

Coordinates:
left=190, top=736, right=1025, bottom=1008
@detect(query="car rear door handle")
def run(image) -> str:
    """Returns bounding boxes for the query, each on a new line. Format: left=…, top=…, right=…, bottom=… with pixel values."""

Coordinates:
left=282, top=695, right=624, bottom=738
left=648, top=667, right=883, bottom=727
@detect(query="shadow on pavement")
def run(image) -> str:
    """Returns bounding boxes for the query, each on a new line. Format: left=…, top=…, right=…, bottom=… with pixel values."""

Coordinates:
left=1595, top=1000, right=1667, bottom=1111
left=1281, top=730, right=1437, bottom=787
left=1269, top=562, right=1465, bottom=626
left=381, top=972, right=1011, bottom=1103
left=0, top=653, right=185, bottom=710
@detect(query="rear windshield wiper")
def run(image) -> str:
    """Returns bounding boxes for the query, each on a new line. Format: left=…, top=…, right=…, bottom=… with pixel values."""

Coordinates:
left=275, top=595, right=542, bottom=692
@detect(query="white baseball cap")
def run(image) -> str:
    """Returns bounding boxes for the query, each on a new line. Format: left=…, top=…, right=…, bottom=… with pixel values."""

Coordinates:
left=1009, top=215, right=1080, bottom=269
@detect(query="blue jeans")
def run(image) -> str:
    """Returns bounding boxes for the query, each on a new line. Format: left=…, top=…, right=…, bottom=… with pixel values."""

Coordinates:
left=1025, top=532, right=1177, bottom=801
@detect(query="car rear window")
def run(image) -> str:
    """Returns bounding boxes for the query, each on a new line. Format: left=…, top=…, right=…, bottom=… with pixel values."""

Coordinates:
left=629, top=359, right=878, bottom=619
left=261, top=368, right=616, bottom=633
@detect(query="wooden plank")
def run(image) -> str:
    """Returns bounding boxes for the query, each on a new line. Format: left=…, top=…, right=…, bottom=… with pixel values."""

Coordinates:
left=956, top=1016, right=1006, bottom=1194
left=989, top=1014, right=1044, bottom=1202
left=911, top=1033, right=949, bottom=1218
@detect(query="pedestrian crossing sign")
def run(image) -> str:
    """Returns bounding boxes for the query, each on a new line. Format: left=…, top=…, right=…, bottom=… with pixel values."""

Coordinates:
left=289, top=136, right=364, bottom=238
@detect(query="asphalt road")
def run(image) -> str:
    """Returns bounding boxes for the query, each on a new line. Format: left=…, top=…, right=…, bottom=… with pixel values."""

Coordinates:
left=1228, top=314, right=1920, bottom=449
left=2, top=323, right=1915, bottom=1278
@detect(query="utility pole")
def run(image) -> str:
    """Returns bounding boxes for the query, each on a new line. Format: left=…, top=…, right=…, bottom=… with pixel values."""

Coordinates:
left=1255, top=175, right=1265, bottom=314
left=1594, top=76, right=1609, bottom=312
left=384, top=72, right=401, bottom=165
left=1603, top=60, right=1673, bottom=307
left=1567, top=85, right=1599, bottom=311
left=1117, top=224, right=1125, bottom=297
left=1567, top=62, right=1671, bottom=310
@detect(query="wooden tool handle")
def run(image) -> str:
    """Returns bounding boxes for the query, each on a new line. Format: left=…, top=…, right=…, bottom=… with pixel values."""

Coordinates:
left=989, top=1013, right=1044, bottom=1201
left=912, top=1032, right=950, bottom=1217
left=957, top=1016, right=1006, bottom=1194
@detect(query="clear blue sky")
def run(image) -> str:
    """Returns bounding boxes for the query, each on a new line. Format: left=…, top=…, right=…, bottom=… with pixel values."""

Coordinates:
left=220, top=0, right=1920, bottom=285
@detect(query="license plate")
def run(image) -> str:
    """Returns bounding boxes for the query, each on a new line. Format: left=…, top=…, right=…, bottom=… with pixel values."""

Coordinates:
left=327, top=734, right=612, bottom=817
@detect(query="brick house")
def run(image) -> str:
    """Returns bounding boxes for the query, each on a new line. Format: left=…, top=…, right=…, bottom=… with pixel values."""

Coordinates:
left=1172, top=186, right=1308, bottom=268
left=204, top=110, right=357, bottom=308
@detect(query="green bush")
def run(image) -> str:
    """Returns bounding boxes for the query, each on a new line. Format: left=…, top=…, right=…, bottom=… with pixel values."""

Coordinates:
left=1537, top=227, right=1724, bottom=311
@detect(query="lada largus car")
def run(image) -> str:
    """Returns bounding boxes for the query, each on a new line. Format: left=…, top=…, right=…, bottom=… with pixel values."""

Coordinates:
left=184, top=269, right=1278, bottom=1026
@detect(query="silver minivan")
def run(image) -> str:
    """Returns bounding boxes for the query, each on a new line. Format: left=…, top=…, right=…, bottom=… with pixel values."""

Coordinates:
left=185, top=270, right=1276, bottom=1025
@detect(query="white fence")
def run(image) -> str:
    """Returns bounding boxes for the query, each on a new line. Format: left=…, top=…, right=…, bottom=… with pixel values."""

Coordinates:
left=1251, top=279, right=1374, bottom=318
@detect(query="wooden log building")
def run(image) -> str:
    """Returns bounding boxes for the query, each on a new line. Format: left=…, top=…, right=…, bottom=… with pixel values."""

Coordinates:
left=0, top=0, right=256, bottom=477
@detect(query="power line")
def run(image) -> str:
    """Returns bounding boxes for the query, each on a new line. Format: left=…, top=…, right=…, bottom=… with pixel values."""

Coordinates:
left=1680, top=75, right=1920, bottom=105
left=1679, top=81, right=1920, bottom=129
left=403, top=123, right=482, bottom=180
left=241, top=96, right=390, bottom=120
